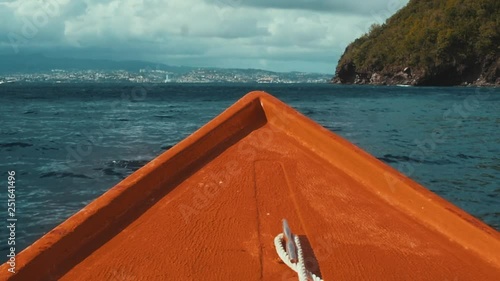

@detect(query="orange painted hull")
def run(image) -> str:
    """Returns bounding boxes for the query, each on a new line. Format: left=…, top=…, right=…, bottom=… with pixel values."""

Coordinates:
left=1, top=91, right=499, bottom=280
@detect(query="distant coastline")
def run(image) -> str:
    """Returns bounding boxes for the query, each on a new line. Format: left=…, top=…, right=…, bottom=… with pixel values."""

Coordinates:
left=0, top=54, right=330, bottom=84
left=0, top=68, right=330, bottom=84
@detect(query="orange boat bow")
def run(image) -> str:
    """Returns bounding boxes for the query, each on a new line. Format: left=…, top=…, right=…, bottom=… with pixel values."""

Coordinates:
left=1, top=91, right=500, bottom=280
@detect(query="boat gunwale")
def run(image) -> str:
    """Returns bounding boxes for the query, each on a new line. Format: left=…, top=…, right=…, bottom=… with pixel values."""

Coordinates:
left=259, top=92, right=500, bottom=266
left=0, top=92, right=267, bottom=280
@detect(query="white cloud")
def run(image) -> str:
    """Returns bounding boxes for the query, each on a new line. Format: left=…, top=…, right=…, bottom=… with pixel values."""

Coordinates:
left=0, top=0, right=409, bottom=73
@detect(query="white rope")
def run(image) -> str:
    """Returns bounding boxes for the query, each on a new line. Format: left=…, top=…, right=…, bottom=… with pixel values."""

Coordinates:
left=274, top=233, right=324, bottom=281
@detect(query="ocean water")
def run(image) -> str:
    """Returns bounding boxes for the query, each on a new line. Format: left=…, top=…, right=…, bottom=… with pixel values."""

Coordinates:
left=0, top=83, right=499, bottom=257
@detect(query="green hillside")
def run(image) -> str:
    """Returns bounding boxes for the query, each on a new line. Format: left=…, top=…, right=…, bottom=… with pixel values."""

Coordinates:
left=333, top=0, right=499, bottom=86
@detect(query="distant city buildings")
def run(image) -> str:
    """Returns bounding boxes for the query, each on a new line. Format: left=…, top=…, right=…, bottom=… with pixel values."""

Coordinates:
left=0, top=68, right=330, bottom=84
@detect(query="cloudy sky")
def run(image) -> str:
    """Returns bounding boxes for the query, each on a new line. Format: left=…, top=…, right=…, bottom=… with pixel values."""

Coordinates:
left=0, top=0, right=409, bottom=73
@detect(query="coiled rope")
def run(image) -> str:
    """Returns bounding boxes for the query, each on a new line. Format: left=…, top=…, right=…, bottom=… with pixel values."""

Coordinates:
left=274, top=219, right=324, bottom=281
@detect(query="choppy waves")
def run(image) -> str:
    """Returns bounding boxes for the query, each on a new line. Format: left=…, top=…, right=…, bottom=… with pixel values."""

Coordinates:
left=0, top=83, right=498, bottom=255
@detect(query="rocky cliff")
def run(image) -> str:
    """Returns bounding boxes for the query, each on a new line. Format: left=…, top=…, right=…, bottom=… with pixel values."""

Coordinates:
left=332, top=0, right=499, bottom=86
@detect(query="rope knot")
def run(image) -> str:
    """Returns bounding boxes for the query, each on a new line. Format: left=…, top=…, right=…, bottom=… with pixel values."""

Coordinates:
left=274, top=219, right=324, bottom=281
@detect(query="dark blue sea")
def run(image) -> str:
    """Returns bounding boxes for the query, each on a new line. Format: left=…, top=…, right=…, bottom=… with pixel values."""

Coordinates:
left=0, top=83, right=499, bottom=258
